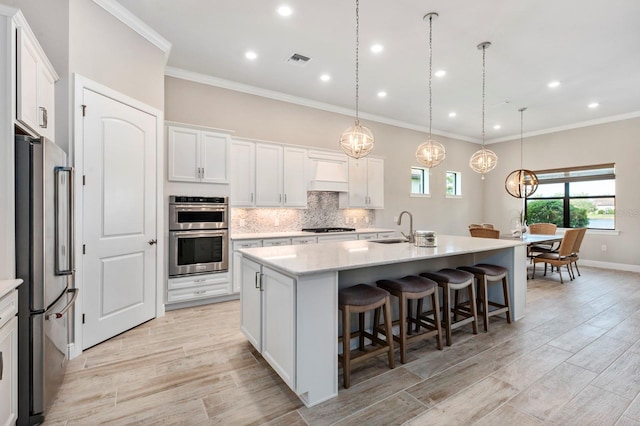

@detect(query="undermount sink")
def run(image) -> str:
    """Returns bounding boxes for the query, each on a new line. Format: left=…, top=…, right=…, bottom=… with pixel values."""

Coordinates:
left=371, top=238, right=409, bottom=244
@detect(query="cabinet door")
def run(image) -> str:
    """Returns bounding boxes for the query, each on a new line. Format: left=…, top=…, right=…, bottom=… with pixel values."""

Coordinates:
left=230, top=140, right=256, bottom=207
left=16, top=28, right=40, bottom=133
left=263, top=238, right=291, bottom=247
left=240, top=258, right=262, bottom=351
left=262, top=267, right=296, bottom=389
left=201, top=132, right=230, bottom=184
left=255, top=144, right=283, bottom=206
left=0, top=317, right=18, bottom=426
left=283, top=147, right=308, bottom=207
left=37, top=65, right=56, bottom=140
left=346, top=158, right=368, bottom=207
left=232, top=239, right=262, bottom=293
left=366, top=158, right=385, bottom=208
left=167, top=126, right=199, bottom=182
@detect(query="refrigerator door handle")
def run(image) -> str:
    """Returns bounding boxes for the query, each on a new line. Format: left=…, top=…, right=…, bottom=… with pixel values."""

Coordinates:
left=45, top=288, right=79, bottom=320
left=54, top=166, right=75, bottom=275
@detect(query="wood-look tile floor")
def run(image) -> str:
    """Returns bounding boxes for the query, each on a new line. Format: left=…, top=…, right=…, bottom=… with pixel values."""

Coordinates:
left=44, top=266, right=640, bottom=425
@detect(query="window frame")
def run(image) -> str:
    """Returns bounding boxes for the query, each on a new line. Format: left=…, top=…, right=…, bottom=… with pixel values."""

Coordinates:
left=410, top=166, right=431, bottom=197
left=445, top=170, right=462, bottom=198
left=525, top=163, right=615, bottom=230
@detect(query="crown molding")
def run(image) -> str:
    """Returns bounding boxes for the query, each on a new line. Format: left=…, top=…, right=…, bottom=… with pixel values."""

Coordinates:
left=165, top=66, right=480, bottom=144
left=487, top=110, right=640, bottom=144
left=92, top=0, right=172, bottom=62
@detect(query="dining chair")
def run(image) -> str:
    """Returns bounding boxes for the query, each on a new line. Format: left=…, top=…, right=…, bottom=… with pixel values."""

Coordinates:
left=532, top=228, right=580, bottom=283
left=569, top=227, right=587, bottom=278
left=469, top=227, right=500, bottom=239
left=469, top=223, right=494, bottom=229
left=528, top=222, right=559, bottom=261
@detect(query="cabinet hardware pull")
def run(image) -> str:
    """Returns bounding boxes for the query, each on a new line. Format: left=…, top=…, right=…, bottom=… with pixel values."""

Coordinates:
left=284, top=194, right=287, bottom=202
left=255, top=271, right=260, bottom=289
left=39, top=106, right=48, bottom=128
left=279, top=194, right=282, bottom=203
left=259, top=273, right=264, bottom=291
left=194, top=290, right=206, bottom=295
left=1, top=351, right=3, bottom=380
left=250, top=193, right=254, bottom=202
left=148, top=239, right=157, bottom=245
left=193, top=278, right=205, bottom=283
left=201, top=167, right=205, bottom=178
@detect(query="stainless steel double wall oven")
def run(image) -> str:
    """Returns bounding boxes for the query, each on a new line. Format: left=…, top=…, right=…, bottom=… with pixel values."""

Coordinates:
left=168, top=196, right=229, bottom=277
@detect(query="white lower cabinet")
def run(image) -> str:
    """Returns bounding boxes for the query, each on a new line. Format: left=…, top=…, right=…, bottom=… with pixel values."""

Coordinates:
left=262, top=238, right=292, bottom=247
left=376, top=231, right=396, bottom=239
left=167, top=273, right=230, bottom=304
left=240, top=259, right=296, bottom=388
left=357, top=233, right=378, bottom=240
left=232, top=239, right=262, bottom=293
left=291, top=236, right=317, bottom=245
left=317, top=234, right=357, bottom=243
left=0, top=289, right=18, bottom=426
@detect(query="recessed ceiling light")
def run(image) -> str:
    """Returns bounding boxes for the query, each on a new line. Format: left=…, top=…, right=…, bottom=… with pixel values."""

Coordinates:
left=245, top=51, right=257, bottom=60
left=448, top=112, right=457, bottom=118
left=548, top=80, right=560, bottom=88
left=493, top=124, right=501, bottom=130
left=377, top=91, right=387, bottom=98
left=277, top=5, right=292, bottom=17
left=588, top=102, right=599, bottom=108
left=320, top=74, right=331, bottom=82
left=434, top=70, right=446, bottom=77
left=370, top=44, right=384, bottom=54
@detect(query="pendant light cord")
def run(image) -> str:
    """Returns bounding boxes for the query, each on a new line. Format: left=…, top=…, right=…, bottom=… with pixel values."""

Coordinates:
left=354, top=0, right=360, bottom=125
left=520, top=108, right=524, bottom=167
left=428, top=15, right=433, bottom=139
left=481, top=44, right=486, bottom=146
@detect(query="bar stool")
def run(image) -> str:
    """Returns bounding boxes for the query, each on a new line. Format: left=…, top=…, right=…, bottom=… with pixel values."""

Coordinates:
left=420, top=269, right=478, bottom=346
left=376, top=275, right=443, bottom=364
left=458, top=264, right=511, bottom=332
left=338, top=284, right=395, bottom=389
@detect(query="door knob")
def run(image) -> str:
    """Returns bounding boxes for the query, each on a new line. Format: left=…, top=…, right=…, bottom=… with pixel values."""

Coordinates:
left=148, top=239, right=157, bottom=245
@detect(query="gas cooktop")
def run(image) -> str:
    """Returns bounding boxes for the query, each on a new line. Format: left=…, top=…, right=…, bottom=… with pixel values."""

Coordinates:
left=301, top=227, right=356, bottom=233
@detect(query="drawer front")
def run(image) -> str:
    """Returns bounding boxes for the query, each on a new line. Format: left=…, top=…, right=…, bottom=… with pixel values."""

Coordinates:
left=377, top=232, right=396, bottom=239
left=168, top=273, right=229, bottom=291
left=167, top=282, right=230, bottom=303
left=357, top=233, right=378, bottom=240
left=0, top=289, right=18, bottom=330
left=263, top=238, right=292, bottom=247
left=317, top=234, right=356, bottom=243
left=291, top=237, right=317, bottom=245
left=233, top=240, right=262, bottom=250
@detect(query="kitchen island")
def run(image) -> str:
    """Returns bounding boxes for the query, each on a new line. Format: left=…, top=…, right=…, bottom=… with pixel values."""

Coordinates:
left=238, top=235, right=527, bottom=407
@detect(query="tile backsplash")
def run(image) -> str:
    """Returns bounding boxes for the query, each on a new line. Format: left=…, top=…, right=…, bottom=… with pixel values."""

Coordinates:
left=231, top=192, right=375, bottom=233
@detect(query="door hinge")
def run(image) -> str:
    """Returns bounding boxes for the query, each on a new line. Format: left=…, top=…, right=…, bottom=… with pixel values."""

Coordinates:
left=82, top=313, right=85, bottom=324
left=81, top=104, right=86, bottom=117
left=82, top=244, right=86, bottom=254
left=82, top=175, right=86, bottom=186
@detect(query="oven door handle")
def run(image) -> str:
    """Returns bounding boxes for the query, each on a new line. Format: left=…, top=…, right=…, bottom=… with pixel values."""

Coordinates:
left=171, top=230, right=228, bottom=237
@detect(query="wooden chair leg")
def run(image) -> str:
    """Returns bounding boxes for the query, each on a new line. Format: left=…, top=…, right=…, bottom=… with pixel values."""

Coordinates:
left=502, top=276, right=512, bottom=324
left=358, top=312, right=365, bottom=350
left=383, top=298, right=395, bottom=369
left=399, top=296, right=407, bottom=363
left=480, top=276, right=489, bottom=332
left=442, top=284, right=452, bottom=346
left=431, top=291, right=443, bottom=350
left=372, top=307, right=381, bottom=345
left=415, top=299, right=423, bottom=332
left=468, top=283, right=479, bottom=335
left=407, top=299, right=413, bottom=335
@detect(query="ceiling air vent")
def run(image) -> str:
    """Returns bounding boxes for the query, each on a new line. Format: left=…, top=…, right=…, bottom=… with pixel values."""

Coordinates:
left=287, top=53, right=311, bottom=66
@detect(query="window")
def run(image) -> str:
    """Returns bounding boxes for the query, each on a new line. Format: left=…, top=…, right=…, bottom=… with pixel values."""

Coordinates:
left=446, top=171, right=462, bottom=196
left=525, top=163, right=615, bottom=230
left=411, top=167, right=429, bottom=195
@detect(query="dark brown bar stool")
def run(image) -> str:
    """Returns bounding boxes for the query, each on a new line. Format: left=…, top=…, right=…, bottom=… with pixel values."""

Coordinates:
left=376, top=275, right=443, bottom=364
left=420, top=269, right=478, bottom=346
left=338, top=284, right=395, bottom=389
left=458, top=264, right=511, bottom=332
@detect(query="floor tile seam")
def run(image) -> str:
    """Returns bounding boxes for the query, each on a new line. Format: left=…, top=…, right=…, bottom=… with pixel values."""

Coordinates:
left=550, top=382, right=633, bottom=424
left=565, top=334, right=635, bottom=374
left=590, top=375, right=640, bottom=402
left=292, top=409, right=312, bottom=426
left=326, top=389, right=425, bottom=426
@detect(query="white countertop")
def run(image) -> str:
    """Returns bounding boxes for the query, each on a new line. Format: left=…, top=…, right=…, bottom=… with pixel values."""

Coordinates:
left=239, top=234, right=525, bottom=276
left=0, top=278, right=23, bottom=298
left=231, top=228, right=395, bottom=240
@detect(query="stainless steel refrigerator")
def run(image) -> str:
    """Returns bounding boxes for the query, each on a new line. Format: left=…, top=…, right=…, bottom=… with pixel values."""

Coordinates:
left=15, top=134, right=77, bottom=426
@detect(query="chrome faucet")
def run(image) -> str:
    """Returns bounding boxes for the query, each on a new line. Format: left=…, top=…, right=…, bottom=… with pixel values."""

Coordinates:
left=397, top=211, right=414, bottom=243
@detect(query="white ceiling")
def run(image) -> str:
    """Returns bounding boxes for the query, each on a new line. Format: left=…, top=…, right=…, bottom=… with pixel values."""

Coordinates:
left=116, top=0, right=640, bottom=143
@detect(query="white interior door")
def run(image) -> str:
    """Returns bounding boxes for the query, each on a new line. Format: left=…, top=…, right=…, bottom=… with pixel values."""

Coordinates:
left=81, top=88, right=157, bottom=349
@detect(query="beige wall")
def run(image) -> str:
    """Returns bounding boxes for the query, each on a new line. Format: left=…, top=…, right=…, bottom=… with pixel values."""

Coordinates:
left=165, top=76, right=488, bottom=235
left=486, top=118, right=640, bottom=268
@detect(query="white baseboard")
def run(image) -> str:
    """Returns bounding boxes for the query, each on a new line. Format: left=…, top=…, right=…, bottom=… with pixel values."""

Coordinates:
left=580, top=259, right=640, bottom=273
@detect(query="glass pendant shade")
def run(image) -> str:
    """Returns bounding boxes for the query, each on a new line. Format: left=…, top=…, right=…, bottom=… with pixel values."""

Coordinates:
left=416, top=139, right=446, bottom=167
left=469, top=146, right=498, bottom=178
left=505, top=169, right=539, bottom=198
left=340, top=122, right=374, bottom=159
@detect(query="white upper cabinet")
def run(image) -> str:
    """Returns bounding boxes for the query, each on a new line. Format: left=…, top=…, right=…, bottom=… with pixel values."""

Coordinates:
left=339, top=157, right=384, bottom=209
left=16, top=26, right=57, bottom=140
left=230, top=139, right=256, bottom=207
left=167, top=124, right=230, bottom=184
left=233, top=140, right=308, bottom=208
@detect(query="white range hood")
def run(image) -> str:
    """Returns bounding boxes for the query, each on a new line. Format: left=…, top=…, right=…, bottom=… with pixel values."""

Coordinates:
left=307, top=150, right=349, bottom=192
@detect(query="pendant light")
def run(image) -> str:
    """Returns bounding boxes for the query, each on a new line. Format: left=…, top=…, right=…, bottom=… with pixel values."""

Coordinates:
left=339, top=0, right=374, bottom=159
left=415, top=12, right=446, bottom=168
left=505, top=108, right=539, bottom=198
left=469, top=42, right=498, bottom=179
